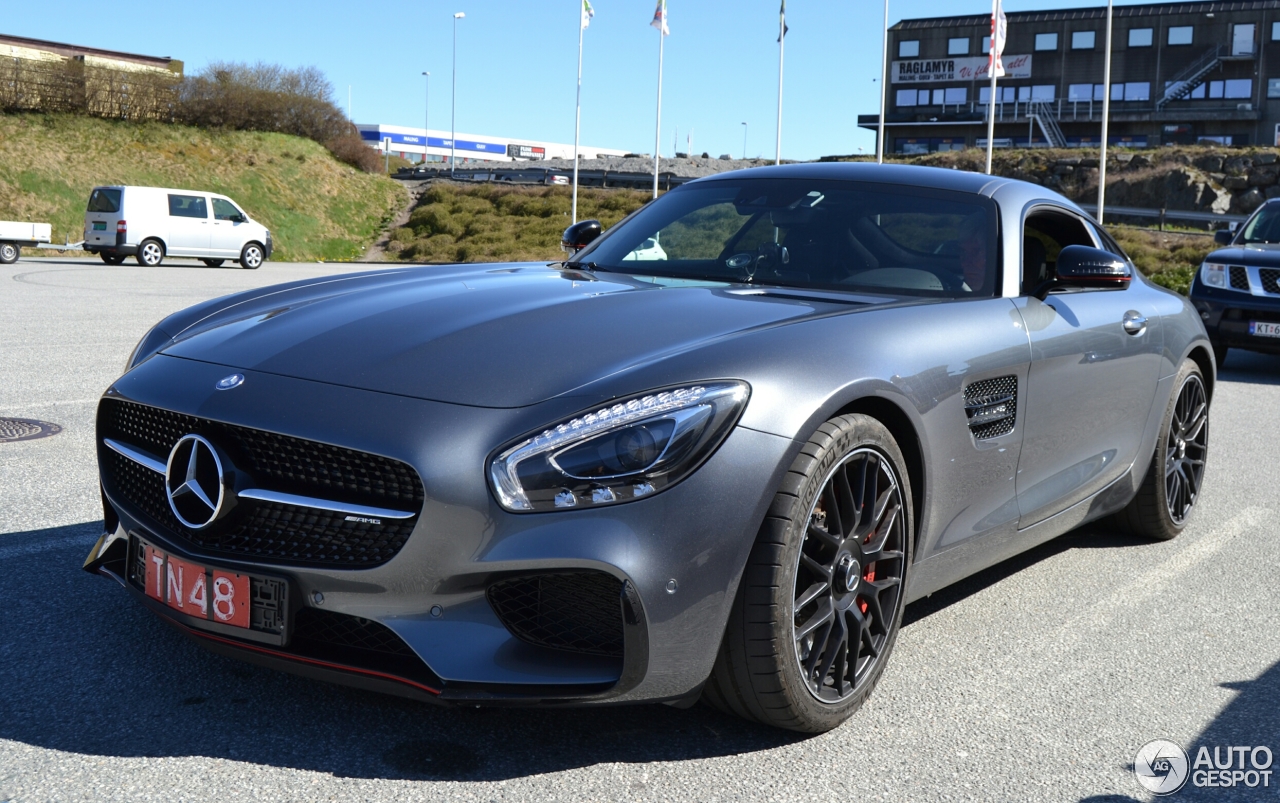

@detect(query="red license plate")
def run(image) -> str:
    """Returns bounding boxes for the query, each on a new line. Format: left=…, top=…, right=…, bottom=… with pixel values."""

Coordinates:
left=143, top=544, right=251, bottom=629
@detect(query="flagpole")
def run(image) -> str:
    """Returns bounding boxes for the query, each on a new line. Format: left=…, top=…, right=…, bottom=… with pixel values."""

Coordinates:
left=572, top=3, right=585, bottom=224
left=984, top=0, right=999, bottom=175
left=653, top=22, right=664, bottom=198
left=1097, top=0, right=1114, bottom=224
left=877, top=0, right=888, bottom=163
left=776, top=7, right=784, bottom=165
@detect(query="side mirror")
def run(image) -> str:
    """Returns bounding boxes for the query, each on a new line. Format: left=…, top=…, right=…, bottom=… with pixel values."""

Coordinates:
left=561, top=219, right=602, bottom=253
left=1214, top=229, right=1234, bottom=245
left=1034, top=244, right=1131, bottom=299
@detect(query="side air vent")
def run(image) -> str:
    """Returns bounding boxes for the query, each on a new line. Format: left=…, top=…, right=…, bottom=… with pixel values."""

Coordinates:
left=964, top=376, right=1017, bottom=440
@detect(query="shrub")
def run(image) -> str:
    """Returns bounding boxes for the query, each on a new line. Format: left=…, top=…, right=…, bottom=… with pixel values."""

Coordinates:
left=175, top=61, right=379, bottom=172
left=326, top=132, right=381, bottom=172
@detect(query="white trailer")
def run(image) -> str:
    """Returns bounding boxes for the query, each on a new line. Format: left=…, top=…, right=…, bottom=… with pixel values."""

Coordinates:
left=0, top=221, right=52, bottom=264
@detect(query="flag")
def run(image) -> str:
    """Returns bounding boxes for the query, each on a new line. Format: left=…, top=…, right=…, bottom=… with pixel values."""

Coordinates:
left=581, top=0, right=594, bottom=29
left=989, top=0, right=1007, bottom=77
left=651, top=0, right=669, bottom=35
left=778, top=0, right=789, bottom=42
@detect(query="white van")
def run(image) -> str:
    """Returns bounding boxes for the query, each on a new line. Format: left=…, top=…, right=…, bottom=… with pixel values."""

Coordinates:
left=83, top=186, right=273, bottom=268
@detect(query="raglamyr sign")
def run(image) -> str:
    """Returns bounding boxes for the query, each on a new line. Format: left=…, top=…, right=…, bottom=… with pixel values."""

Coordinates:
left=891, top=54, right=1032, bottom=83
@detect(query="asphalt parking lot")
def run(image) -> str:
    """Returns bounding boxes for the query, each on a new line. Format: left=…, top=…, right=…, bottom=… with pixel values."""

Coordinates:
left=1, top=257, right=1277, bottom=802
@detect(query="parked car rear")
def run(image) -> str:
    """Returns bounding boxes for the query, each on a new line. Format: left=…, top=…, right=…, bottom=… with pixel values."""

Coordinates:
left=83, top=186, right=272, bottom=269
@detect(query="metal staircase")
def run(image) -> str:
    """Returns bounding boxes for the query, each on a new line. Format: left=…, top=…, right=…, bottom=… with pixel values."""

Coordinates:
left=1027, top=102, right=1067, bottom=147
left=1157, top=44, right=1226, bottom=108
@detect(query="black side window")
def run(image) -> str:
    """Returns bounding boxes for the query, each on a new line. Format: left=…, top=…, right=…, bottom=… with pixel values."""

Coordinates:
left=212, top=198, right=242, bottom=221
left=168, top=194, right=208, bottom=219
left=1021, top=209, right=1095, bottom=295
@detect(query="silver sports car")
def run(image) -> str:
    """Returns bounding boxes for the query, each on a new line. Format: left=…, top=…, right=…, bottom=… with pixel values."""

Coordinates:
left=85, top=163, right=1213, bottom=733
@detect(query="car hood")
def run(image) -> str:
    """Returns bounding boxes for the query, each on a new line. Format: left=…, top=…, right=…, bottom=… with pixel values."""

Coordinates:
left=159, top=263, right=901, bottom=408
left=1207, top=243, right=1280, bottom=267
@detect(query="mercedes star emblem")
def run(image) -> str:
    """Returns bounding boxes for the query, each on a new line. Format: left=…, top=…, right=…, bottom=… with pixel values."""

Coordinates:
left=165, top=434, right=226, bottom=529
left=216, top=373, right=245, bottom=390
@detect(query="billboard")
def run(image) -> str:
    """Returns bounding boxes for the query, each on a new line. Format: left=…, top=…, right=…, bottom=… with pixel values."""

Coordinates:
left=507, top=144, right=546, bottom=160
left=891, top=54, right=1031, bottom=83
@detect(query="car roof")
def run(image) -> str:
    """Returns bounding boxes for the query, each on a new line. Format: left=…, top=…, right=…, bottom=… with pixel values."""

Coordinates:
left=91, top=185, right=228, bottom=198
left=687, top=162, right=1013, bottom=196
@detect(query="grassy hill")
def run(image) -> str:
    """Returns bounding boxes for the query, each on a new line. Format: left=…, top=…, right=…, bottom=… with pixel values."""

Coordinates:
left=390, top=180, right=1208, bottom=293
left=0, top=113, right=401, bottom=261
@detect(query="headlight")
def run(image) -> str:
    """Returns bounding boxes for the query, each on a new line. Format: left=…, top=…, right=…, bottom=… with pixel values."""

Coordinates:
left=1200, top=262, right=1227, bottom=289
left=124, top=325, right=172, bottom=372
left=489, top=382, right=749, bottom=512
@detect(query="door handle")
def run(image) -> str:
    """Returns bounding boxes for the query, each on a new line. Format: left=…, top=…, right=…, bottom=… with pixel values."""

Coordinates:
left=1122, top=310, right=1147, bottom=335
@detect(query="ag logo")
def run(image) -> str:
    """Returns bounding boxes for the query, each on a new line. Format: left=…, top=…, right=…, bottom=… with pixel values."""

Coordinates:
left=1135, top=739, right=1190, bottom=795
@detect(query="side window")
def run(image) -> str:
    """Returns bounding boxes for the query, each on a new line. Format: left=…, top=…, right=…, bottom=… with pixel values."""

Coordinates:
left=168, top=194, right=208, bottom=219
left=1088, top=222, right=1128, bottom=259
left=1021, top=209, right=1096, bottom=295
left=212, top=198, right=243, bottom=221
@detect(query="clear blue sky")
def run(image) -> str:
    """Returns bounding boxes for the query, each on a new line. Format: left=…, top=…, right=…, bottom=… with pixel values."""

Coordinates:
left=8, top=0, right=1146, bottom=160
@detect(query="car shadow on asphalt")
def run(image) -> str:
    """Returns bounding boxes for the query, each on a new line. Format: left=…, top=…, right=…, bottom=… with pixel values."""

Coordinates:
left=1074, top=660, right=1280, bottom=801
left=1218, top=350, right=1280, bottom=385
left=902, top=525, right=1148, bottom=628
left=0, top=522, right=806, bottom=783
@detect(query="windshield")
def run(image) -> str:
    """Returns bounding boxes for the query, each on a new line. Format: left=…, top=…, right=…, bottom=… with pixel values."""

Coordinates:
left=1239, top=205, right=1280, bottom=244
left=572, top=178, right=998, bottom=297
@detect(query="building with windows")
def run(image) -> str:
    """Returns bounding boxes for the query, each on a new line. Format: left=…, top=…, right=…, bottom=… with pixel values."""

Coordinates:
left=356, top=123, right=628, bottom=165
left=859, top=0, right=1280, bottom=153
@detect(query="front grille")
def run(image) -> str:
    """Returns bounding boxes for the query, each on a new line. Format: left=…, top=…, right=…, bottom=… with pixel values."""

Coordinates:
left=487, top=572, right=624, bottom=657
left=293, top=607, right=414, bottom=656
left=1229, top=265, right=1251, bottom=291
left=1260, top=268, right=1280, bottom=295
left=964, top=375, right=1018, bottom=440
left=98, top=398, right=424, bottom=568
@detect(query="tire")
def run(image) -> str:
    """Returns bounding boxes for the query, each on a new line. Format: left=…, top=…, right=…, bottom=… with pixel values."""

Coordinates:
left=0, top=242, right=18, bottom=264
left=702, top=414, right=913, bottom=733
left=135, top=239, right=165, bottom=267
left=1109, top=358, right=1208, bottom=541
left=1212, top=342, right=1228, bottom=369
left=201, top=259, right=225, bottom=268
left=239, top=243, right=264, bottom=270
left=100, top=253, right=126, bottom=265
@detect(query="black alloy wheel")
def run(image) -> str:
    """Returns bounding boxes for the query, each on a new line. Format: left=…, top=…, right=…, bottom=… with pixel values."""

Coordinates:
left=793, top=447, right=907, bottom=703
left=703, top=414, right=912, bottom=732
left=1165, top=372, right=1208, bottom=525
left=1110, top=358, right=1208, bottom=541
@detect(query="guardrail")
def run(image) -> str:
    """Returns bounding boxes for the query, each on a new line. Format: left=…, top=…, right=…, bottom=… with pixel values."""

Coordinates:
left=1078, top=204, right=1246, bottom=227
left=395, top=167, right=697, bottom=191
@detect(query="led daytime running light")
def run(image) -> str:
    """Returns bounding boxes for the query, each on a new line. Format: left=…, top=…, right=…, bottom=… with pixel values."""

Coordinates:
left=490, top=383, right=747, bottom=511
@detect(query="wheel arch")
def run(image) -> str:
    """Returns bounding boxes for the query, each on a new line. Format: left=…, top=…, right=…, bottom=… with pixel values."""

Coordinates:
left=831, top=394, right=927, bottom=562
left=1185, top=344, right=1215, bottom=403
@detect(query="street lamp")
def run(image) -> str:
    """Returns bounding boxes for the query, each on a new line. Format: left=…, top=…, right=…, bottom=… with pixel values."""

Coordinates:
left=741, top=122, right=748, bottom=160
left=451, top=12, right=465, bottom=175
left=421, top=71, right=430, bottom=165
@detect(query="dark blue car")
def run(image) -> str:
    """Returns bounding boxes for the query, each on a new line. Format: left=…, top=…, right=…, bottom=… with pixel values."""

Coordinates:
left=1191, top=198, right=1280, bottom=365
